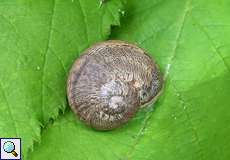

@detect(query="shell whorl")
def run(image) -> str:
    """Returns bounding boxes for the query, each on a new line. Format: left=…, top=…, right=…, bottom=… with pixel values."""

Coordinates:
left=67, top=40, right=163, bottom=130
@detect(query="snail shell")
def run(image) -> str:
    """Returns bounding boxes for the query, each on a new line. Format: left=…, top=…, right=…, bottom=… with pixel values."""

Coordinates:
left=67, top=40, right=163, bottom=130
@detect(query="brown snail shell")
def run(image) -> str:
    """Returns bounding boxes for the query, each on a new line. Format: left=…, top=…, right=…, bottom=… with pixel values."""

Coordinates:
left=67, top=40, right=163, bottom=130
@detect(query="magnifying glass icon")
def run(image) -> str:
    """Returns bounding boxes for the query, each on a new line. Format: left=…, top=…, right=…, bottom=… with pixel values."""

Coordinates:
left=3, top=141, right=18, bottom=157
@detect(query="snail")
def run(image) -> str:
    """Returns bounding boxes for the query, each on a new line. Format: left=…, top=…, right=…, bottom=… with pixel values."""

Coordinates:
left=67, top=40, right=163, bottom=130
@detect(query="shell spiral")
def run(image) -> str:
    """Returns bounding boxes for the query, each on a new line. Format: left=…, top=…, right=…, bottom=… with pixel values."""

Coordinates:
left=67, top=40, right=163, bottom=130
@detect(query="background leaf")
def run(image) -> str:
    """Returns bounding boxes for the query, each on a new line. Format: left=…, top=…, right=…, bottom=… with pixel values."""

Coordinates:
left=0, top=0, right=123, bottom=158
left=29, top=0, right=230, bottom=160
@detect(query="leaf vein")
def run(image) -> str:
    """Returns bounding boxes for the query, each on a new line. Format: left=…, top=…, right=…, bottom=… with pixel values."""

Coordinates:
left=172, top=83, right=205, bottom=160
left=124, top=110, right=153, bottom=159
left=50, top=49, right=67, bottom=75
left=193, top=18, right=230, bottom=73
left=78, top=0, right=89, bottom=45
left=164, top=0, right=192, bottom=79
left=41, top=0, right=57, bottom=121
left=0, top=82, right=18, bottom=136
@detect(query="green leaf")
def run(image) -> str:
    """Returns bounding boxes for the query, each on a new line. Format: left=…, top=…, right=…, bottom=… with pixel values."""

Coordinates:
left=0, top=0, right=123, bottom=158
left=29, top=0, right=230, bottom=159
